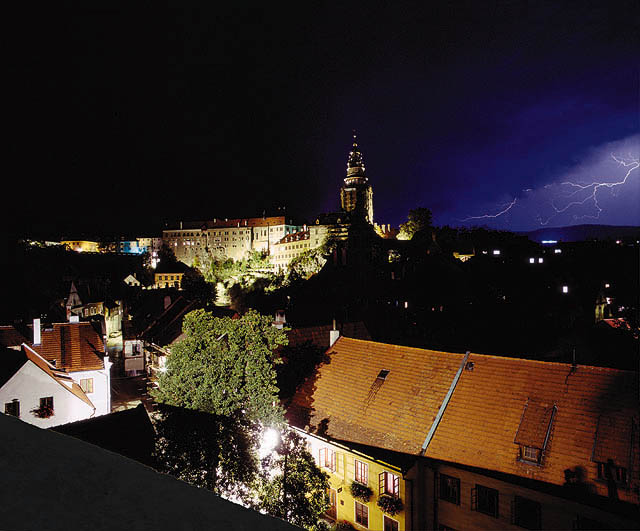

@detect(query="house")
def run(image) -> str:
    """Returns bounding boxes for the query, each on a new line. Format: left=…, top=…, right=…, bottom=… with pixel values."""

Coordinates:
left=288, top=337, right=639, bottom=530
left=153, top=261, right=190, bottom=289
left=299, top=426, right=414, bottom=531
left=17, top=319, right=112, bottom=416
left=1, top=344, right=95, bottom=428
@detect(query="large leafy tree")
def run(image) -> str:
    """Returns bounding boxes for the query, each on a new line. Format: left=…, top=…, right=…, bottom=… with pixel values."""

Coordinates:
left=398, top=207, right=433, bottom=240
left=153, top=404, right=260, bottom=503
left=152, top=308, right=288, bottom=425
left=257, top=428, right=330, bottom=530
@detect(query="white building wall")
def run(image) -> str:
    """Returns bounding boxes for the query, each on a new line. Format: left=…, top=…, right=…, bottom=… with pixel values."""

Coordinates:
left=68, top=368, right=111, bottom=416
left=0, top=362, right=95, bottom=428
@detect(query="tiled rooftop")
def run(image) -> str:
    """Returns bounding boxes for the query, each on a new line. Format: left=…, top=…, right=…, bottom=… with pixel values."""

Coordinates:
left=289, top=337, right=639, bottom=501
left=29, top=322, right=105, bottom=372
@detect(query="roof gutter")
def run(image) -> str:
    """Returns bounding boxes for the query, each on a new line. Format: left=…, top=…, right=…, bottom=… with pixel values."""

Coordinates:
left=419, top=351, right=470, bottom=456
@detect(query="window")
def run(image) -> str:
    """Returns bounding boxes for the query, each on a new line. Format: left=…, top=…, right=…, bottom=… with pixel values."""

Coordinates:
left=383, top=515, right=399, bottom=531
left=4, top=399, right=20, bottom=418
left=326, top=489, right=337, bottom=520
left=512, top=495, right=541, bottom=530
left=355, top=501, right=368, bottom=527
left=319, top=447, right=336, bottom=472
left=80, top=378, right=94, bottom=394
left=472, top=484, right=499, bottom=517
left=379, top=471, right=400, bottom=497
left=355, top=459, right=368, bottom=484
left=439, top=474, right=460, bottom=504
left=522, top=446, right=540, bottom=462
left=597, top=461, right=628, bottom=485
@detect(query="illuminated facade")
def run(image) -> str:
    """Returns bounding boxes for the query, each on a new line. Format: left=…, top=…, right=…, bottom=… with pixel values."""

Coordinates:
left=271, top=225, right=329, bottom=270
left=163, top=217, right=303, bottom=266
left=340, top=132, right=374, bottom=224
left=298, top=427, right=408, bottom=531
left=60, top=240, right=99, bottom=253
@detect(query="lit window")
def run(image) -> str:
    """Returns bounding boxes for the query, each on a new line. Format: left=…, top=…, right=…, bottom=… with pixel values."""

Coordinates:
left=529, top=258, right=535, bottom=264
left=319, top=447, right=336, bottom=472
left=355, top=501, right=368, bottom=528
left=379, top=471, right=399, bottom=497
left=554, top=249, right=561, bottom=254
left=538, top=258, right=543, bottom=264
left=492, top=250, right=500, bottom=255
left=562, top=286, right=568, bottom=294
left=80, top=378, right=94, bottom=394
left=604, top=283, right=610, bottom=288
left=355, top=459, right=368, bottom=484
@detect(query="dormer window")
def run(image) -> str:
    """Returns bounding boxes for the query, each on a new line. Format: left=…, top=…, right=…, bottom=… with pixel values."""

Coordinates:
left=592, top=414, right=632, bottom=487
left=514, top=399, right=557, bottom=465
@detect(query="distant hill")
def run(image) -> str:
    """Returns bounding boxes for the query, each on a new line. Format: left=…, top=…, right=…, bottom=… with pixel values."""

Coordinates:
left=521, top=224, right=640, bottom=243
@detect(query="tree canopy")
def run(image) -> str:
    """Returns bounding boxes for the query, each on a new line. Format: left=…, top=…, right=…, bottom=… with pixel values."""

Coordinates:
left=152, top=308, right=288, bottom=425
left=398, top=207, right=433, bottom=240
left=257, top=428, right=330, bottom=530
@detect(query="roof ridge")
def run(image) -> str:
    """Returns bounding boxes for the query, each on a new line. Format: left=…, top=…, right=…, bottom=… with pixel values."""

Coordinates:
left=333, top=337, right=637, bottom=374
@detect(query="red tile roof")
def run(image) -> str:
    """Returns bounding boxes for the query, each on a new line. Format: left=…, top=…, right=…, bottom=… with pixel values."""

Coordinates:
left=0, top=326, right=29, bottom=348
left=289, top=337, right=639, bottom=501
left=29, top=322, right=105, bottom=372
left=22, top=344, right=95, bottom=409
left=286, top=322, right=371, bottom=351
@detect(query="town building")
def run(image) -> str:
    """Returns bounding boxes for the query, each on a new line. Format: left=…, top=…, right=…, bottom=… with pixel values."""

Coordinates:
left=288, top=337, right=639, bottom=530
left=1, top=344, right=96, bottom=428
left=1, top=319, right=112, bottom=418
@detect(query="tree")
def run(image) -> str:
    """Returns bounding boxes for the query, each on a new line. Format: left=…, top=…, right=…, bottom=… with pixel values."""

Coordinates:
left=257, top=428, right=330, bottom=530
left=398, top=207, right=433, bottom=240
left=153, top=404, right=260, bottom=503
left=151, top=308, right=288, bottom=425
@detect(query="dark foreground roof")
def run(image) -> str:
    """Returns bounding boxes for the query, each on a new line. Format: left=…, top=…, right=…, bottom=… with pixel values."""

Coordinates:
left=51, top=403, right=155, bottom=466
left=0, top=414, right=296, bottom=531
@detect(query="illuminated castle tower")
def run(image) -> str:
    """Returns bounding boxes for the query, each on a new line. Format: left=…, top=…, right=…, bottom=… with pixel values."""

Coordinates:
left=340, top=131, right=374, bottom=224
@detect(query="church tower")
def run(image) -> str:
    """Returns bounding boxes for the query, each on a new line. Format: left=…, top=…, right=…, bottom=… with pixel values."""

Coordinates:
left=340, top=131, right=374, bottom=224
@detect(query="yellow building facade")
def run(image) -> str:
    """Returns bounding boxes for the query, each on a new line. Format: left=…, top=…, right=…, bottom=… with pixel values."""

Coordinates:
left=297, top=428, right=409, bottom=531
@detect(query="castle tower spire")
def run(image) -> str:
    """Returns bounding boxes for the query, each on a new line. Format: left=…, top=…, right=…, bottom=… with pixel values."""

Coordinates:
left=340, top=130, right=374, bottom=224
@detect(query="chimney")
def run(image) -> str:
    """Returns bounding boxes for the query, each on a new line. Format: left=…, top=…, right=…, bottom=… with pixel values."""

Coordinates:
left=33, top=318, right=41, bottom=346
left=329, top=319, right=339, bottom=347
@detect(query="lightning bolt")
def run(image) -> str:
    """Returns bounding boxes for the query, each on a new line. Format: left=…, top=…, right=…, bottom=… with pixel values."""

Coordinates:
left=459, top=198, right=518, bottom=222
left=538, top=154, right=639, bottom=226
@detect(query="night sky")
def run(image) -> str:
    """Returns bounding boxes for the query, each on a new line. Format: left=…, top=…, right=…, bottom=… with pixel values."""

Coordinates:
left=6, top=2, right=638, bottom=238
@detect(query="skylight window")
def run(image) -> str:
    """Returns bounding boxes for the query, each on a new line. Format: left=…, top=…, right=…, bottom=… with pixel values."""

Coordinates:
left=377, top=369, right=390, bottom=380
